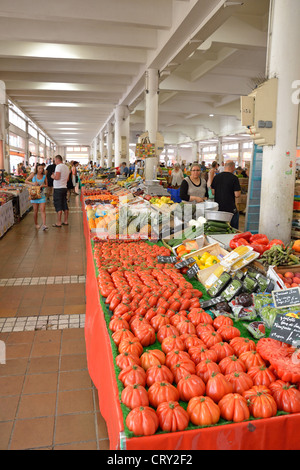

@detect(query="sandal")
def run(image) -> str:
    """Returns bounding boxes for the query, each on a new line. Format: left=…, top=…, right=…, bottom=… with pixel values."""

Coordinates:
left=52, top=224, right=62, bottom=228
left=42, top=225, right=49, bottom=231
left=62, top=222, right=69, bottom=225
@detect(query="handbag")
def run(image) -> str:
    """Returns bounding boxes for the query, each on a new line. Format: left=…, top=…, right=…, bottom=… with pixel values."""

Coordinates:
left=135, top=136, right=156, bottom=159
left=28, top=186, right=42, bottom=200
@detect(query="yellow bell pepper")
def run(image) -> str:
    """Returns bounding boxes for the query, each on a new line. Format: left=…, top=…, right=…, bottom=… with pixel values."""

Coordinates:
left=204, top=255, right=219, bottom=267
left=199, top=252, right=211, bottom=263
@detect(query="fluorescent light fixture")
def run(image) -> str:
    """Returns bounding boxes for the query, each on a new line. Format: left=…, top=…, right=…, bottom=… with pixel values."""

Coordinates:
left=209, top=114, right=214, bottom=117
left=47, top=103, right=78, bottom=107
left=39, top=83, right=78, bottom=91
left=30, top=43, right=78, bottom=59
left=224, top=1, right=244, bottom=7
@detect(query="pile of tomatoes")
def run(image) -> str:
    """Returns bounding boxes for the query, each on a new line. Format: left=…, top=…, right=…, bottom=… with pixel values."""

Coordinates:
left=95, top=239, right=300, bottom=437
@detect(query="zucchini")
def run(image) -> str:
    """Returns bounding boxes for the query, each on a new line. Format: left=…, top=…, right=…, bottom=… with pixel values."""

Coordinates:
left=206, top=221, right=230, bottom=228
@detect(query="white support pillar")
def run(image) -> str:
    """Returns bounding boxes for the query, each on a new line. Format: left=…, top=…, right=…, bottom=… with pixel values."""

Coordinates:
left=145, top=69, right=159, bottom=180
left=259, top=0, right=300, bottom=244
left=100, top=131, right=105, bottom=168
left=217, top=138, right=223, bottom=166
left=176, top=145, right=180, bottom=164
left=107, top=123, right=113, bottom=168
left=0, top=81, right=7, bottom=171
left=114, top=105, right=130, bottom=167
left=191, top=142, right=198, bottom=163
left=93, top=138, right=97, bottom=164
left=238, top=142, right=243, bottom=167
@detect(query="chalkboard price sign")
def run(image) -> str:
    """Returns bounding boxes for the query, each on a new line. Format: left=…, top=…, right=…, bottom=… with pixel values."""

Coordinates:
left=269, top=314, right=300, bottom=345
left=186, top=263, right=200, bottom=279
left=272, top=287, right=300, bottom=309
left=157, top=255, right=177, bottom=264
left=174, top=257, right=195, bottom=269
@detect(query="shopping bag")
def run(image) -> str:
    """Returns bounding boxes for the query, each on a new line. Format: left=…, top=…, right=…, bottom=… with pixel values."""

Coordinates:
left=28, top=186, right=41, bottom=200
left=135, top=136, right=156, bottom=159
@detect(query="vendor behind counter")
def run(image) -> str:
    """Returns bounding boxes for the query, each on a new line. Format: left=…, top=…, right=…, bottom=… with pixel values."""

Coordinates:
left=180, top=163, right=208, bottom=203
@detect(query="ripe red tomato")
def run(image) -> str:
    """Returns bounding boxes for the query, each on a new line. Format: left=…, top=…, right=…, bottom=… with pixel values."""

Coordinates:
left=126, top=406, right=159, bottom=436
left=156, top=401, right=189, bottom=432
left=148, top=381, right=179, bottom=408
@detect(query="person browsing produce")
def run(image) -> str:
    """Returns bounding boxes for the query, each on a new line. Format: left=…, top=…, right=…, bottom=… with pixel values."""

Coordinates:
left=180, top=163, right=208, bottom=203
left=51, top=154, right=70, bottom=227
left=171, top=163, right=184, bottom=187
left=25, top=163, right=48, bottom=230
left=211, top=160, right=241, bottom=229
left=207, top=160, right=219, bottom=199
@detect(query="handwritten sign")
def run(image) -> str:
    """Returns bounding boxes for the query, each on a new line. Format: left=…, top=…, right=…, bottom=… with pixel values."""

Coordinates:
left=186, top=263, right=200, bottom=279
left=272, top=287, right=300, bottom=309
left=269, top=314, right=300, bottom=345
left=175, top=258, right=195, bottom=269
left=157, top=256, right=177, bottom=264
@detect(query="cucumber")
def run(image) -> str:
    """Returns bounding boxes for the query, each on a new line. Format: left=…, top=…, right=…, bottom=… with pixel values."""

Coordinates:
left=206, top=221, right=230, bottom=228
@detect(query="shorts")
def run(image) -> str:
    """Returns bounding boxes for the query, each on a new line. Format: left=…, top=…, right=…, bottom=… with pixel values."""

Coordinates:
left=53, top=188, right=68, bottom=212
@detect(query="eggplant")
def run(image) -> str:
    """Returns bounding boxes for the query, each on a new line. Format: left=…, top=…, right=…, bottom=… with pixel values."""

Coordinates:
left=235, top=293, right=253, bottom=307
left=215, top=301, right=231, bottom=313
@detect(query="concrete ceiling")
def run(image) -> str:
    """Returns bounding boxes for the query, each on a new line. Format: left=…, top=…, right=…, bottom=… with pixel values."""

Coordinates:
left=0, top=0, right=270, bottom=147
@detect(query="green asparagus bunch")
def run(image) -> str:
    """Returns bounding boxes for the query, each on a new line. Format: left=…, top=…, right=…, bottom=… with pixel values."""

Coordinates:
left=260, top=242, right=299, bottom=267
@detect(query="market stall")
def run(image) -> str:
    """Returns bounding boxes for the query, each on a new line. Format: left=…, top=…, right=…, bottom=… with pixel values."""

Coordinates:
left=0, top=199, right=14, bottom=238
left=81, top=177, right=300, bottom=450
left=0, top=171, right=32, bottom=225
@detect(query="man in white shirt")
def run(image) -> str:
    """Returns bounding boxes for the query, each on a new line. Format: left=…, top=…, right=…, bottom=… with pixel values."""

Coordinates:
left=51, top=155, right=70, bottom=227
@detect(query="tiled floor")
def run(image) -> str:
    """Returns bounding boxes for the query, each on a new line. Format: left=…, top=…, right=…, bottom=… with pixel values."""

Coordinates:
left=0, top=196, right=109, bottom=450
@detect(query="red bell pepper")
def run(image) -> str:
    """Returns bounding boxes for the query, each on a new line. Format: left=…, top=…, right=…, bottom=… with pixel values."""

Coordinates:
left=236, top=238, right=250, bottom=246
left=230, top=238, right=250, bottom=249
left=250, top=234, right=269, bottom=245
left=266, top=239, right=285, bottom=250
left=249, top=243, right=269, bottom=256
left=232, top=231, right=252, bottom=242
left=229, top=239, right=239, bottom=249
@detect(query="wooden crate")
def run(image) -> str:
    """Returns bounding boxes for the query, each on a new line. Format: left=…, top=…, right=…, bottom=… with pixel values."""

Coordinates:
left=197, top=263, right=224, bottom=287
left=164, top=235, right=208, bottom=255
left=182, top=242, right=229, bottom=261
left=189, top=243, right=230, bottom=287
left=275, top=266, right=300, bottom=276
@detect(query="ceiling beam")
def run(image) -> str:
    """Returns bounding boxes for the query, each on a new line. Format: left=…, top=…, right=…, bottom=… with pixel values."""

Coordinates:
left=0, top=17, right=158, bottom=49
left=0, top=41, right=147, bottom=63
left=0, top=0, right=172, bottom=29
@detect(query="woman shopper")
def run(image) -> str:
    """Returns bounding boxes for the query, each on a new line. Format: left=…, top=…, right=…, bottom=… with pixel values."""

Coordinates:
left=180, top=163, right=208, bottom=203
left=170, top=163, right=184, bottom=187
left=207, top=161, right=219, bottom=199
left=71, top=161, right=79, bottom=194
left=66, top=161, right=74, bottom=201
left=25, top=163, right=48, bottom=230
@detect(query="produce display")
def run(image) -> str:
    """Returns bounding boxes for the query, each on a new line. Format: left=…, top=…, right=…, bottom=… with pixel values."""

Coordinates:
left=79, top=169, right=300, bottom=446
left=229, top=232, right=299, bottom=267
left=0, top=190, right=14, bottom=206
left=91, top=237, right=300, bottom=440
